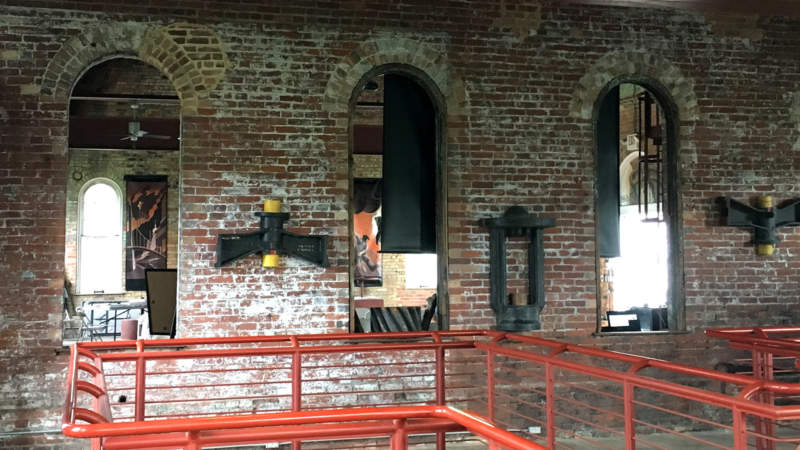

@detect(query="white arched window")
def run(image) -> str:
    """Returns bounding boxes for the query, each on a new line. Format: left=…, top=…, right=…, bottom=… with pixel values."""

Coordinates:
left=78, top=179, right=123, bottom=294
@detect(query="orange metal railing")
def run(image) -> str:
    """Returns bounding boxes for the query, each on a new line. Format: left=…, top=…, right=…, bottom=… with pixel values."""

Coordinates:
left=708, top=326, right=800, bottom=450
left=63, top=330, right=800, bottom=449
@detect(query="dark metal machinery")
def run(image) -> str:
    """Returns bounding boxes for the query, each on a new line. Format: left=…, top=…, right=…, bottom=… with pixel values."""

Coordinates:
left=480, top=206, right=556, bottom=331
left=215, top=206, right=329, bottom=268
left=717, top=196, right=800, bottom=255
left=637, top=90, right=664, bottom=221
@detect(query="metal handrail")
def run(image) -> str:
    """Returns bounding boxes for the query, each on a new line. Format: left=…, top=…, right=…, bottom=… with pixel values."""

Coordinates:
left=63, top=330, right=800, bottom=449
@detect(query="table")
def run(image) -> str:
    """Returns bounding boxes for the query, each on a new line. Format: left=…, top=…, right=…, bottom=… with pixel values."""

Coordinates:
left=86, top=300, right=147, bottom=340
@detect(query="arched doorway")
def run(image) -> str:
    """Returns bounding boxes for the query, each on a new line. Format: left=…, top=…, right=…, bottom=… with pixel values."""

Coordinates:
left=347, top=65, right=448, bottom=332
left=63, top=56, right=181, bottom=343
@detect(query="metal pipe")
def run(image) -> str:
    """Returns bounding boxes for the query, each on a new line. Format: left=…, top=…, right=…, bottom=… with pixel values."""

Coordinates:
left=291, top=336, right=302, bottom=450
left=134, top=341, right=146, bottom=422
left=545, top=362, right=555, bottom=449
left=623, top=380, right=635, bottom=450
left=390, top=419, right=407, bottom=449
left=98, top=341, right=474, bottom=362
left=0, top=429, right=62, bottom=437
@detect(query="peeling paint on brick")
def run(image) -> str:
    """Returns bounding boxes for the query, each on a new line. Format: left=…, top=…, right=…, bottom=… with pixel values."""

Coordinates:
left=492, top=0, right=542, bottom=42
left=791, top=91, right=800, bottom=151
left=705, top=12, right=764, bottom=41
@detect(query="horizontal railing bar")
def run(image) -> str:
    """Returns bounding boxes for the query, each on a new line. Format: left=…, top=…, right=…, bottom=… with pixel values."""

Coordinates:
left=493, top=376, right=547, bottom=397
left=79, top=330, right=490, bottom=352
left=550, top=392, right=626, bottom=421
left=632, top=398, right=734, bottom=431
left=498, top=334, right=792, bottom=389
left=103, top=418, right=464, bottom=450
left=64, top=329, right=800, bottom=449
left=304, top=400, right=432, bottom=409
left=491, top=402, right=549, bottom=428
left=493, top=390, right=546, bottom=415
left=302, top=360, right=436, bottom=369
left=99, top=341, right=475, bottom=362
left=112, top=406, right=294, bottom=421
left=549, top=423, right=620, bottom=450
left=500, top=334, right=768, bottom=391
left=552, top=407, right=628, bottom=438
left=476, top=341, right=800, bottom=419
left=145, top=407, right=292, bottom=420
left=555, top=379, right=625, bottom=402
left=104, top=365, right=293, bottom=378
left=66, top=405, right=544, bottom=449
left=743, top=426, right=800, bottom=443
left=493, top=362, right=546, bottom=379
left=143, top=393, right=290, bottom=405
left=113, top=379, right=291, bottom=391
left=302, top=386, right=434, bottom=396
left=632, top=419, right=730, bottom=449
left=492, top=419, right=554, bottom=447
left=305, top=373, right=434, bottom=383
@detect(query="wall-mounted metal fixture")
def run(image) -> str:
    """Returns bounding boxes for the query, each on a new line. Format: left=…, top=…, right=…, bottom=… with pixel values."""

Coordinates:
left=215, top=200, right=329, bottom=268
left=479, top=206, right=556, bottom=331
left=717, top=196, right=800, bottom=255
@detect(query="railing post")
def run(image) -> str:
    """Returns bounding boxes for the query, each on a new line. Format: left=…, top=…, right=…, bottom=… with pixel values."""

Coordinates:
left=291, top=336, right=302, bottom=450
left=186, top=431, right=200, bottom=450
left=545, top=361, right=556, bottom=449
left=733, top=407, right=747, bottom=450
left=623, top=380, right=635, bottom=450
left=134, top=340, right=146, bottom=422
left=751, top=349, right=775, bottom=450
left=433, top=333, right=446, bottom=450
left=390, top=418, right=408, bottom=449
left=487, top=349, right=495, bottom=424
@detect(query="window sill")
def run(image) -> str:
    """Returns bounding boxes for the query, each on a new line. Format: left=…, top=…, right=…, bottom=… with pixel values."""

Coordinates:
left=592, top=329, right=689, bottom=337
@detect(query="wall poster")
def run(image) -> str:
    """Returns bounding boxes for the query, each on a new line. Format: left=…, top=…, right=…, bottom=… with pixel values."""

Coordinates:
left=353, top=178, right=382, bottom=287
left=125, top=175, right=168, bottom=291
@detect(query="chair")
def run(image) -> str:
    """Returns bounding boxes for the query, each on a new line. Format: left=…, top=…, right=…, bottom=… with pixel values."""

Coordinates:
left=75, top=305, right=106, bottom=341
left=63, top=287, right=105, bottom=341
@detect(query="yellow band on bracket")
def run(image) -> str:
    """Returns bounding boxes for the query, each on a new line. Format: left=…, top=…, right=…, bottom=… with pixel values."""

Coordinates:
left=262, top=200, right=282, bottom=266
left=264, top=200, right=281, bottom=213
left=262, top=254, right=279, bottom=267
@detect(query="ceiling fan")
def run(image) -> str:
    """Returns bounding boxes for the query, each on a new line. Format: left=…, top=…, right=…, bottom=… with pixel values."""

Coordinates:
left=121, top=104, right=172, bottom=145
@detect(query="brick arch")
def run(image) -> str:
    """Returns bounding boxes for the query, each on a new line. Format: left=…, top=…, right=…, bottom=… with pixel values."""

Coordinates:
left=322, top=36, right=467, bottom=116
left=569, top=50, right=698, bottom=121
left=42, top=22, right=229, bottom=114
left=41, top=22, right=150, bottom=102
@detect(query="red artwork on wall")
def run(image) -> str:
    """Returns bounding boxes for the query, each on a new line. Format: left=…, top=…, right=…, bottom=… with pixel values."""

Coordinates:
left=125, top=175, right=168, bottom=291
left=353, top=179, right=382, bottom=287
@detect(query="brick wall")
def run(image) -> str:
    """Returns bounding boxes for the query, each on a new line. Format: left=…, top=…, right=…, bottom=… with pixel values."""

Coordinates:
left=2, top=1, right=800, bottom=448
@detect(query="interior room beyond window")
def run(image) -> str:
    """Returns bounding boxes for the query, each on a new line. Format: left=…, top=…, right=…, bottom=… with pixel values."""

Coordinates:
left=78, top=181, right=122, bottom=294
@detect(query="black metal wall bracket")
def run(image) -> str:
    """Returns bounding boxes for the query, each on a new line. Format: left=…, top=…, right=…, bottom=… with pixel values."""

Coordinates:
left=479, top=206, right=556, bottom=332
left=215, top=210, right=329, bottom=268
left=717, top=196, right=800, bottom=255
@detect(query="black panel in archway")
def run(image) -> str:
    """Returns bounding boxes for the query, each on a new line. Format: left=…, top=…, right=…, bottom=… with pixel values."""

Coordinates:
left=381, top=74, right=436, bottom=253
left=597, top=86, right=620, bottom=258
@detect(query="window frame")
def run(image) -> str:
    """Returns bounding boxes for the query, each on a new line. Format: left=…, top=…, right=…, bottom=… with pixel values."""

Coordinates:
left=77, top=177, right=124, bottom=295
left=593, top=78, right=685, bottom=333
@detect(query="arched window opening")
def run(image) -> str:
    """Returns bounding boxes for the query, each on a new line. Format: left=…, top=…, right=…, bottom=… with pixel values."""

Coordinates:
left=78, top=180, right=123, bottom=294
left=63, top=56, right=180, bottom=343
left=348, top=69, right=446, bottom=332
left=596, top=82, right=682, bottom=332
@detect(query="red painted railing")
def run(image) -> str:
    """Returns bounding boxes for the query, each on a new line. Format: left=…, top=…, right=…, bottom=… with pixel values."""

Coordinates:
left=707, top=326, right=800, bottom=450
left=63, top=330, right=800, bottom=449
